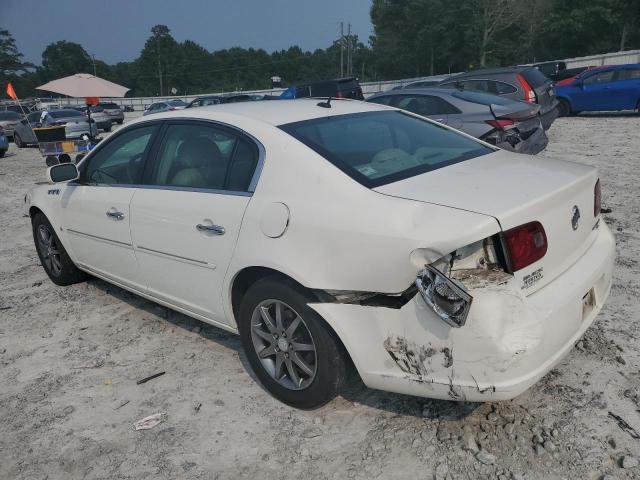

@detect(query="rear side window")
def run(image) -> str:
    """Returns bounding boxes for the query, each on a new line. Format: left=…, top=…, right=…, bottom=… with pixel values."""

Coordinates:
left=616, top=68, right=640, bottom=81
left=521, top=68, right=550, bottom=88
left=451, top=90, right=518, bottom=106
left=392, top=94, right=461, bottom=115
left=491, top=81, right=518, bottom=95
left=144, top=123, right=258, bottom=192
left=280, top=111, right=492, bottom=188
left=457, top=79, right=490, bottom=93
left=583, top=70, right=615, bottom=85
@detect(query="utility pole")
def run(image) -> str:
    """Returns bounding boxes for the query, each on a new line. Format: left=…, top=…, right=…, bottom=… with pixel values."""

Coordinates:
left=156, top=36, right=163, bottom=96
left=340, top=22, right=344, bottom=77
left=347, top=23, right=352, bottom=76
left=90, top=54, right=97, bottom=76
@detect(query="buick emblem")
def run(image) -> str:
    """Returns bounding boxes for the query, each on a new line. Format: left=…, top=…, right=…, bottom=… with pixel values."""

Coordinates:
left=571, top=205, right=581, bottom=231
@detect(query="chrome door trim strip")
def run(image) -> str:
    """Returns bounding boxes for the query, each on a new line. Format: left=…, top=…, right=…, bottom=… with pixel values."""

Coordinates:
left=136, top=245, right=214, bottom=268
left=66, top=228, right=132, bottom=248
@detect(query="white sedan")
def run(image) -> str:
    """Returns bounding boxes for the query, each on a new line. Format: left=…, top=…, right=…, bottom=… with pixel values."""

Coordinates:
left=26, top=99, right=615, bottom=408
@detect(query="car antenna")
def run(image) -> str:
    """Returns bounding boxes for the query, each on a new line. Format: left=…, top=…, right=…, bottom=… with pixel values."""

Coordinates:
left=317, top=96, right=332, bottom=108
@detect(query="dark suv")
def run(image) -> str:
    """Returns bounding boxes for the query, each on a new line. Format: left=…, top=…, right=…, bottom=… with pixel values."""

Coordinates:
left=439, top=66, right=558, bottom=130
left=283, top=77, right=364, bottom=100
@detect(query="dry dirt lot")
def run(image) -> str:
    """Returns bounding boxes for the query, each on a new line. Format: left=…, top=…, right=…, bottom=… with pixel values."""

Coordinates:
left=1, top=114, right=639, bottom=480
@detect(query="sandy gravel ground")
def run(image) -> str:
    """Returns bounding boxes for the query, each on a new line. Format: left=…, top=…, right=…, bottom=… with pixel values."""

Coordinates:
left=0, top=114, right=639, bottom=480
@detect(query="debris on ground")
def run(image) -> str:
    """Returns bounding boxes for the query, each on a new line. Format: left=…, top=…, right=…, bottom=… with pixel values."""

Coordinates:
left=133, top=412, right=167, bottom=431
left=136, top=371, right=166, bottom=385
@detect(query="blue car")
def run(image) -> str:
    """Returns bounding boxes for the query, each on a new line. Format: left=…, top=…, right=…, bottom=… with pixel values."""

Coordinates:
left=555, top=63, right=640, bottom=116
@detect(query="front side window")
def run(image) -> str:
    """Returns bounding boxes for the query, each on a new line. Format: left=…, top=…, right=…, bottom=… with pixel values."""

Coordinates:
left=583, top=70, right=614, bottom=85
left=144, top=123, right=259, bottom=191
left=280, top=111, right=492, bottom=188
left=81, top=125, right=158, bottom=185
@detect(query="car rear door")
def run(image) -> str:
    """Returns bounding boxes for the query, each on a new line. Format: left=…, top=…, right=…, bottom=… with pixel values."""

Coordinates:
left=129, top=120, right=262, bottom=325
left=609, top=67, right=640, bottom=110
left=61, top=123, right=161, bottom=289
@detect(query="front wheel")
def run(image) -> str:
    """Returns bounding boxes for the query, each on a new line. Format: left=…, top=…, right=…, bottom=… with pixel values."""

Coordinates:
left=32, top=213, right=87, bottom=286
left=238, top=276, right=349, bottom=409
left=14, top=133, right=23, bottom=148
left=557, top=99, right=571, bottom=117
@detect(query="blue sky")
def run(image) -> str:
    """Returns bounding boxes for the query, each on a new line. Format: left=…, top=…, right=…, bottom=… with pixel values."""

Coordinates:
left=3, top=0, right=374, bottom=65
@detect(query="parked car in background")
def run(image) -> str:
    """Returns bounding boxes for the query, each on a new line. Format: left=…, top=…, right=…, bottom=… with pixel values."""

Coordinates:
left=0, top=110, right=22, bottom=139
left=13, top=109, right=97, bottom=147
left=553, top=66, right=594, bottom=85
left=555, top=63, right=640, bottom=116
left=368, top=88, right=548, bottom=154
left=439, top=66, right=559, bottom=130
left=280, top=77, right=364, bottom=100
left=1, top=103, right=34, bottom=115
left=143, top=99, right=187, bottom=116
left=521, top=61, right=567, bottom=82
left=221, top=94, right=254, bottom=103
left=391, top=75, right=451, bottom=90
left=29, top=99, right=614, bottom=408
left=85, top=106, right=113, bottom=132
left=35, top=97, right=61, bottom=110
left=0, top=126, right=8, bottom=157
left=98, top=102, right=125, bottom=124
left=186, top=95, right=224, bottom=108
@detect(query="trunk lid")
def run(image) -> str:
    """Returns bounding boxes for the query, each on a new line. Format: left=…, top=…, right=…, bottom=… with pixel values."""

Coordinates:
left=374, top=150, right=600, bottom=294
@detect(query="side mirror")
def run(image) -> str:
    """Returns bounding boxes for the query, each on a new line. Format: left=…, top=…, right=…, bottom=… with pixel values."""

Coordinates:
left=47, top=163, right=79, bottom=183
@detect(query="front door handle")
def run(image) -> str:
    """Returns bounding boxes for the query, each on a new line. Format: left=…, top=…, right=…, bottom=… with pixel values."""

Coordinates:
left=196, top=223, right=225, bottom=235
left=106, top=210, right=125, bottom=220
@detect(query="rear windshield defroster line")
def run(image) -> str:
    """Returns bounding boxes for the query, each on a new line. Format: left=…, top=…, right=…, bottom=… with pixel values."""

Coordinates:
left=279, top=111, right=493, bottom=188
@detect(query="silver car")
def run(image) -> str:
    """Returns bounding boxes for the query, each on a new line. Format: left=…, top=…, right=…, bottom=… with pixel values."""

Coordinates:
left=143, top=99, right=187, bottom=116
left=13, top=109, right=98, bottom=147
left=367, top=88, right=548, bottom=155
left=0, top=110, right=22, bottom=138
left=98, top=102, right=125, bottom=124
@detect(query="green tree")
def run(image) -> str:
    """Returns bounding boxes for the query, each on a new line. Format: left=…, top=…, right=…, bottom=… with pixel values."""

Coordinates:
left=41, top=40, right=93, bottom=80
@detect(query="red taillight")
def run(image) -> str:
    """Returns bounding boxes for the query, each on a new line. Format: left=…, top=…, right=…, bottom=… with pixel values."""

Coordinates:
left=594, top=179, right=601, bottom=216
left=335, top=91, right=344, bottom=99
left=485, top=119, right=516, bottom=130
left=516, top=74, right=536, bottom=103
left=503, top=221, right=548, bottom=272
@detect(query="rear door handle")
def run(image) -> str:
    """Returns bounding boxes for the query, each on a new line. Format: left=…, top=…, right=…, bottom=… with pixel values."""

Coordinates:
left=106, top=210, right=125, bottom=220
left=196, top=223, right=225, bottom=235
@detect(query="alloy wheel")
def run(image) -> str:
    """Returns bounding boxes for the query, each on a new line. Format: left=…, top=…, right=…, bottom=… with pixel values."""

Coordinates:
left=36, top=224, right=62, bottom=276
left=250, top=299, right=317, bottom=390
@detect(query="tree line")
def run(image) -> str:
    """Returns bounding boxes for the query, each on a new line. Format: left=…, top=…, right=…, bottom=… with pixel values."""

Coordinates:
left=1, top=0, right=639, bottom=99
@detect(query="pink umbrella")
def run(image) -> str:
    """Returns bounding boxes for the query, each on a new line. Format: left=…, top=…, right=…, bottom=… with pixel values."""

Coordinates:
left=36, top=73, right=129, bottom=98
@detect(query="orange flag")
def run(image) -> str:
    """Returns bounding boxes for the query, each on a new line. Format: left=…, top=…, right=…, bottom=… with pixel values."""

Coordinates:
left=6, top=82, right=18, bottom=100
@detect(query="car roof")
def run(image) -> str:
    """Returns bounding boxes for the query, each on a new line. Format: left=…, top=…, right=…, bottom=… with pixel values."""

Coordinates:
left=130, top=98, right=390, bottom=127
left=371, top=87, right=456, bottom=97
left=447, top=66, right=530, bottom=79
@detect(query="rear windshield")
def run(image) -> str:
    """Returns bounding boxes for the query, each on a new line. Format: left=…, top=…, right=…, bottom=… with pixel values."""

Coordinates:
left=50, top=110, right=84, bottom=118
left=0, top=111, right=20, bottom=120
left=100, top=103, right=119, bottom=109
left=168, top=99, right=186, bottom=106
left=451, top=90, right=518, bottom=106
left=280, top=111, right=492, bottom=188
left=521, top=68, right=549, bottom=88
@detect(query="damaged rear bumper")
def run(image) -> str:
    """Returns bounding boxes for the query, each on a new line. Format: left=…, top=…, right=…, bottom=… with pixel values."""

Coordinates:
left=309, top=223, right=615, bottom=402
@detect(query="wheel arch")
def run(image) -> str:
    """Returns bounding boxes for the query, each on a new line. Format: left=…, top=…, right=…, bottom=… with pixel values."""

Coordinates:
left=228, top=265, right=356, bottom=374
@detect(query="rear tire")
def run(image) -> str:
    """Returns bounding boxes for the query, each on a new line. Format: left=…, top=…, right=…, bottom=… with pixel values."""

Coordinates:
left=238, top=276, right=348, bottom=409
left=104, top=125, right=112, bottom=132
left=0, top=149, right=5, bottom=158
left=14, top=133, right=23, bottom=148
left=32, top=213, right=87, bottom=286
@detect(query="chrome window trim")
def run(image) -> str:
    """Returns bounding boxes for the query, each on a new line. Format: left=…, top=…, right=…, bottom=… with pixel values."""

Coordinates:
left=73, top=117, right=265, bottom=196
